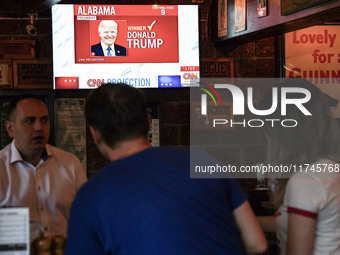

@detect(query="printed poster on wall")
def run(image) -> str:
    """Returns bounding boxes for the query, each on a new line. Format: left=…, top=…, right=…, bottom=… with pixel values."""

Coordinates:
left=285, top=25, right=340, bottom=119
left=218, top=0, right=228, bottom=37
left=146, top=103, right=160, bottom=147
left=54, top=98, right=87, bottom=171
left=235, top=0, right=246, bottom=33
left=257, top=0, right=267, bottom=17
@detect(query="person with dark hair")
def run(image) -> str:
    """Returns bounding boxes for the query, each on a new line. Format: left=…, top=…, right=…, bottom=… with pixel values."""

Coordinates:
left=0, top=94, right=87, bottom=240
left=258, top=79, right=340, bottom=255
left=65, top=83, right=267, bottom=255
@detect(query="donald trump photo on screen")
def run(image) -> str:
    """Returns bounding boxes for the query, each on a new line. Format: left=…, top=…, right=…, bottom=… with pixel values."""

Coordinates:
left=91, top=20, right=127, bottom=57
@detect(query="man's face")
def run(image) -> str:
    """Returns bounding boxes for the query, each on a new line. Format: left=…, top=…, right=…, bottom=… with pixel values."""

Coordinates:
left=6, top=99, right=50, bottom=157
left=99, top=23, right=118, bottom=47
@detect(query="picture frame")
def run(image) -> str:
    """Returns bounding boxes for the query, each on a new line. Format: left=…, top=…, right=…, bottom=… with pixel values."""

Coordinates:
left=281, top=0, right=328, bottom=15
left=218, top=0, right=228, bottom=37
left=235, top=0, right=246, bottom=32
left=146, top=103, right=161, bottom=147
left=0, top=59, right=13, bottom=89
left=257, top=0, right=268, bottom=17
left=201, top=58, right=234, bottom=81
left=0, top=40, right=35, bottom=59
left=13, top=60, right=53, bottom=89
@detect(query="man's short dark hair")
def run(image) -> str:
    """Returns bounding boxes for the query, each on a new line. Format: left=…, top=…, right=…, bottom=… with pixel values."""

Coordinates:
left=7, top=94, right=45, bottom=121
left=86, top=83, right=149, bottom=148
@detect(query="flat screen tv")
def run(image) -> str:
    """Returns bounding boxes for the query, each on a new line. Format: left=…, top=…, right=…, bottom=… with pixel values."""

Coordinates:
left=51, top=4, right=200, bottom=89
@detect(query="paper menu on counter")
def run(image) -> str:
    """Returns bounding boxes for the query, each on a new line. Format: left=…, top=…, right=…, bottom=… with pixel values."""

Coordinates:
left=0, top=207, right=29, bottom=255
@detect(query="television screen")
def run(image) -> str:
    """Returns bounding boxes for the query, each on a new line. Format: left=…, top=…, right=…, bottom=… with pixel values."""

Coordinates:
left=52, top=4, right=200, bottom=89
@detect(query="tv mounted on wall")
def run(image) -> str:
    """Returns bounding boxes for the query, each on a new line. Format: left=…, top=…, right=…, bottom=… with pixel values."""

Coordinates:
left=52, top=4, right=200, bottom=89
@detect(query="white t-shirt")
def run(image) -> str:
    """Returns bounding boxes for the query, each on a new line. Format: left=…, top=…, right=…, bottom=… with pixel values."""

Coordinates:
left=276, top=158, right=340, bottom=255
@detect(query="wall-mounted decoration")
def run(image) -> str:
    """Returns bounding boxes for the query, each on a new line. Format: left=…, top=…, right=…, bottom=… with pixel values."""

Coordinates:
left=281, top=0, right=328, bottom=15
left=235, top=0, right=246, bottom=32
left=218, top=0, right=228, bottom=37
left=55, top=98, right=87, bottom=171
left=0, top=60, right=13, bottom=89
left=147, top=103, right=161, bottom=147
left=191, top=101, right=234, bottom=130
left=0, top=40, right=35, bottom=59
left=201, top=58, right=234, bottom=80
left=285, top=25, right=340, bottom=119
left=13, top=60, right=53, bottom=89
left=257, top=0, right=268, bottom=17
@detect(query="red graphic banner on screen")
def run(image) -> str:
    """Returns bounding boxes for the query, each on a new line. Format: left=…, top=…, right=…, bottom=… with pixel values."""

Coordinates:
left=74, top=5, right=178, bottom=16
left=74, top=5, right=179, bottom=64
left=55, top=77, right=79, bottom=89
left=181, top=66, right=200, bottom=71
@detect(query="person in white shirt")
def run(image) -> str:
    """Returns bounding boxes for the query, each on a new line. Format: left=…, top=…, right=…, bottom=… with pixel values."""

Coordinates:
left=258, top=78, right=340, bottom=255
left=0, top=95, right=87, bottom=240
left=91, top=20, right=127, bottom=57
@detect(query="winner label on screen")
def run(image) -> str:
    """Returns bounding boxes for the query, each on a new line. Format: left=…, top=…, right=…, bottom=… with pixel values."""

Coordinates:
left=74, top=5, right=179, bottom=64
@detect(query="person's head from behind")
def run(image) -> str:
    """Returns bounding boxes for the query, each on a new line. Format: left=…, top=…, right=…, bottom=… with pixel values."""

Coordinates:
left=262, top=78, right=340, bottom=206
left=5, top=95, right=50, bottom=157
left=98, top=20, right=118, bottom=47
left=86, top=83, right=149, bottom=157
left=263, top=78, right=340, bottom=166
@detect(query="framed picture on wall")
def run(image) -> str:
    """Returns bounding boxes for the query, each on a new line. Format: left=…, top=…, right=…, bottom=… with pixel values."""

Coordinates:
left=281, top=0, right=328, bottom=15
left=201, top=58, right=234, bottom=81
left=13, top=60, right=53, bottom=89
left=0, top=40, right=35, bottom=59
left=235, top=0, right=246, bottom=32
left=218, top=0, right=228, bottom=37
left=0, top=60, right=13, bottom=89
left=257, top=0, right=268, bottom=17
left=55, top=98, right=87, bottom=171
